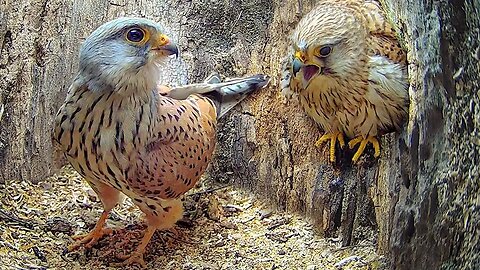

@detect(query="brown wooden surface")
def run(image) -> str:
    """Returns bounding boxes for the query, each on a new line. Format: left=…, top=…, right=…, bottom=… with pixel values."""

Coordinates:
left=380, top=0, right=480, bottom=268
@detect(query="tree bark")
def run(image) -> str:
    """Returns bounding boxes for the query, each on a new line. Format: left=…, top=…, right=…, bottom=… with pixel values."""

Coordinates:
left=1, top=0, right=478, bottom=269
left=378, top=0, right=480, bottom=269
left=0, top=0, right=283, bottom=186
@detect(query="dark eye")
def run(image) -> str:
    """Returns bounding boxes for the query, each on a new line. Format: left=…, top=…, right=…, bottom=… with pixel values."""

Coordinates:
left=126, top=28, right=145, bottom=43
left=318, top=46, right=332, bottom=57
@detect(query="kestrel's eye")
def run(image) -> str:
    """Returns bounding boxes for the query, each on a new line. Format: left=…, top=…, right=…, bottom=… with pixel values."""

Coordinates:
left=316, top=46, right=332, bottom=57
left=126, top=28, right=146, bottom=43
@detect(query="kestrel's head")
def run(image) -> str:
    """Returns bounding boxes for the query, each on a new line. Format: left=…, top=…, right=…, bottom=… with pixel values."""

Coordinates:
left=290, top=2, right=368, bottom=88
left=78, top=17, right=178, bottom=94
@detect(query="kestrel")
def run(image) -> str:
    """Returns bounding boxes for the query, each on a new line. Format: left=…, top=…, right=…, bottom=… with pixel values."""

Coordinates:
left=281, top=0, right=409, bottom=163
left=54, top=17, right=269, bottom=267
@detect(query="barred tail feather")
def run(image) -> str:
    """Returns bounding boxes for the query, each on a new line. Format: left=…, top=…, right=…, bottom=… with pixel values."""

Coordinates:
left=208, top=74, right=269, bottom=118
left=167, top=74, right=270, bottom=118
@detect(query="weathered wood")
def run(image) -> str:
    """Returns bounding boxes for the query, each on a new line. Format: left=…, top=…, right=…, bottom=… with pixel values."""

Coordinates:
left=0, top=0, right=186, bottom=182
left=378, top=0, right=480, bottom=269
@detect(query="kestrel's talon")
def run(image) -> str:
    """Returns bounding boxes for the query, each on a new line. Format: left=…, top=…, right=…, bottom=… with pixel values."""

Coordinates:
left=348, top=135, right=381, bottom=163
left=68, top=227, right=113, bottom=251
left=281, top=1, right=409, bottom=164
left=315, top=132, right=345, bottom=162
left=348, top=136, right=364, bottom=149
left=68, top=211, right=113, bottom=251
left=337, top=133, right=346, bottom=149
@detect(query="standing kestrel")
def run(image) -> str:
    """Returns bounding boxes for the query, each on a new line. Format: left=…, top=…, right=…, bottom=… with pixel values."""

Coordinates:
left=54, top=17, right=269, bottom=267
left=281, top=0, right=409, bottom=163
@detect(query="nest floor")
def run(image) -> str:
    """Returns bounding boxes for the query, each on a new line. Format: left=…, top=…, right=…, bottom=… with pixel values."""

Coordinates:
left=0, top=166, right=385, bottom=270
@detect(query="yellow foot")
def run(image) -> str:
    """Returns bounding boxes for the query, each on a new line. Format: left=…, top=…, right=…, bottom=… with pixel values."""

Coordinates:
left=348, top=135, right=381, bottom=163
left=68, top=227, right=113, bottom=251
left=112, top=251, right=147, bottom=268
left=315, top=132, right=345, bottom=162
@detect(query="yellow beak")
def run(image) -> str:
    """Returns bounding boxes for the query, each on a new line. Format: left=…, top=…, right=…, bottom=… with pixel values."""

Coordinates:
left=151, top=33, right=179, bottom=58
left=294, top=51, right=307, bottom=63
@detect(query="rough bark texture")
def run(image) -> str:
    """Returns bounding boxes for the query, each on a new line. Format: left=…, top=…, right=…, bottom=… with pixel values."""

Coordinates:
left=380, top=0, right=480, bottom=269
left=209, top=0, right=381, bottom=248
left=0, top=0, right=189, bottom=182
left=1, top=0, right=479, bottom=269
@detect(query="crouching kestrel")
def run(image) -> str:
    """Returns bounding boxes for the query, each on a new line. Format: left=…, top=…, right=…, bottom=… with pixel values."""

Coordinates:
left=281, top=0, right=409, bottom=163
left=54, top=17, right=269, bottom=267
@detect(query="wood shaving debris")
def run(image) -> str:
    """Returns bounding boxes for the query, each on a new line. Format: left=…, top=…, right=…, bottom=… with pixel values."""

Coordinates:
left=453, top=67, right=464, bottom=81
left=0, top=165, right=386, bottom=269
left=334, top=255, right=365, bottom=269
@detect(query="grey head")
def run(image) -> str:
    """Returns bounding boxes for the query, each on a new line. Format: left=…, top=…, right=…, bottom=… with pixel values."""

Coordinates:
left=78, top=17, right=179, bottom=95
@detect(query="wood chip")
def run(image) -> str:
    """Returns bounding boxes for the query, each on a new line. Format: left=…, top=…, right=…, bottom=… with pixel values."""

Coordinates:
left=0, top=165, right=384, bottom=269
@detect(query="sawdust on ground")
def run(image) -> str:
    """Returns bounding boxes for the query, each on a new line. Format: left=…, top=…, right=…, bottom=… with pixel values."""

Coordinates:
left=0, top=166, right=386, bottom=270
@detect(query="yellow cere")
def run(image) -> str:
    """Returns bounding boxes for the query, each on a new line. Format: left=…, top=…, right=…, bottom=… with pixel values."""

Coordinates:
left=294, top=50, right=306, bottom=62
left=157, top=34, right=169, bottom=46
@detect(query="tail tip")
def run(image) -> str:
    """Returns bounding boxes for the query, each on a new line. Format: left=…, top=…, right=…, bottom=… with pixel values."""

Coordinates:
left=251, top=74, right=271, bottom=89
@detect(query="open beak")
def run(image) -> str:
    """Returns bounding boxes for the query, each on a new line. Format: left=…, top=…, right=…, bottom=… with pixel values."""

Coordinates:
left=152, top=34, right=179, bottom=58
left=293, top=50, right=307, bottom=76
left=292, top=51, right=321, bottom=84
left=292, top=58, right=303, bottom=76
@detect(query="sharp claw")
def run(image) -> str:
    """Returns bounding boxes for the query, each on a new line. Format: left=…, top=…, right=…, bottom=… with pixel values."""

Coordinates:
left=315, top=132, right=345, bottom=162
left=348, top=136, right=381, bottom=163
left=372, top=138, right=381, bottom=157
left=348, top=136, right=363, bottom=149
left=67, top=227, right=113, bottom=251
left=338, top=133, right=345, bottom=149
left=67, top=210, right=112, bottom=252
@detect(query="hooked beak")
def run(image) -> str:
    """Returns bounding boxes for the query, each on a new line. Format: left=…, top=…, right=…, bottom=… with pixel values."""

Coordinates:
left=152, top=34, right=179, bottom=58
left=292, top=50, right=322, bottom=85
left=160, top=43, right=179, bottom=58
left=292, top=52, right=321, bottom=83
left=292, top=58, right=303, bottom=77
left=293, top=50, right=307, bottom=76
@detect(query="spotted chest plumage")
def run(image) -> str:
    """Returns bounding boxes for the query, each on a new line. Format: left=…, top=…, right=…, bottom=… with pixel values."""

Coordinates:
left=291, top=59, right=369, bottom=135
left=130, top=94, right=217, bottom=200
left=54, top=17, right=270, bottom=267
left=54, top=81, right=217, bottom=203
left=281, top=0, right=410, bottom=163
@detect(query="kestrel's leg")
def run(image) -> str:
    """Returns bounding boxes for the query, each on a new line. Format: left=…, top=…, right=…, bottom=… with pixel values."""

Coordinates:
left=68, top=181, right=122, bottom=251
left=315, top=131, right=346, bottom=162
left=111, top=199, right=184, bottom=268
left=348, top=135, right=381, bottom=163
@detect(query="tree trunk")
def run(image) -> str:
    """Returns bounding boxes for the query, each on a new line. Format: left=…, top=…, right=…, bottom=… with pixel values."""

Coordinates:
left=0, top=0, right=199, bottom=182
left=378, top=1, right=480, bottom=269
left=1, top=0, right=478, bottom=269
